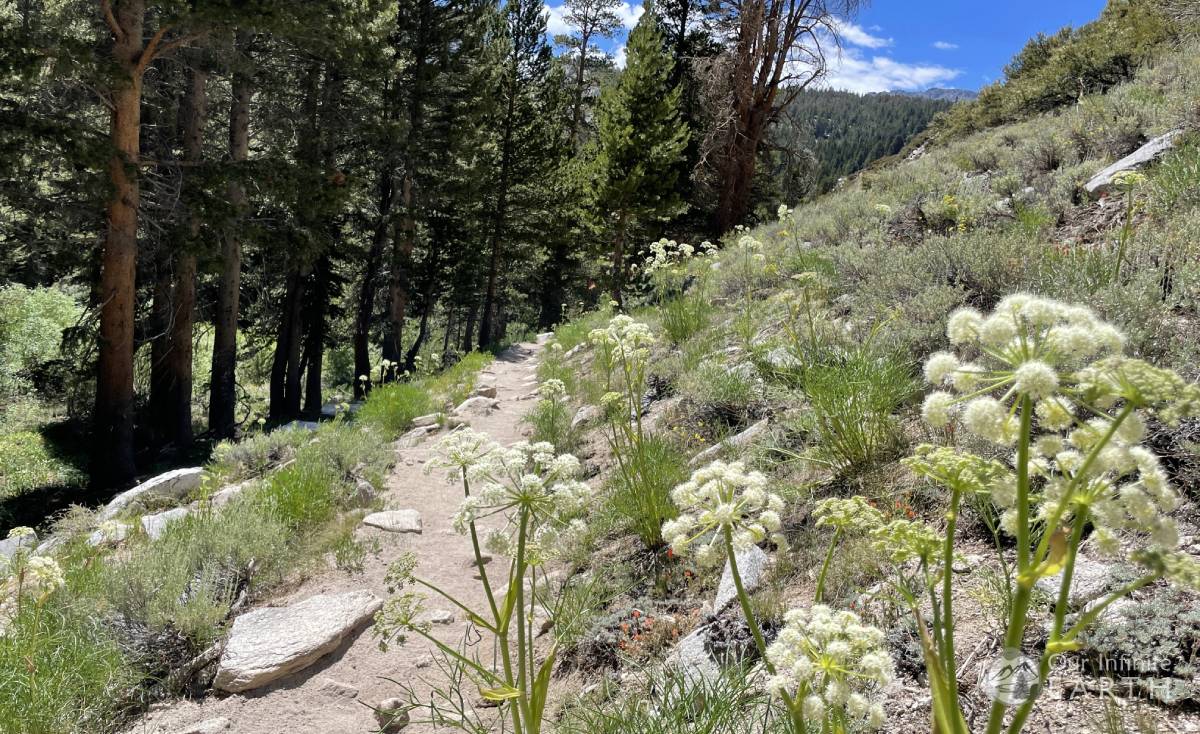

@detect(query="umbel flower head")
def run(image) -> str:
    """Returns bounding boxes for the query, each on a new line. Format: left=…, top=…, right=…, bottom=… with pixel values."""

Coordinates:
left=433, top=433, right=592, bottom=564
left=589, top=314, right=656, bottom=363
left=765, top=604, right=893, bottom=731
left=915, top=295, right=1200, bottom=552
left=661, top=460, right=786, bottom=566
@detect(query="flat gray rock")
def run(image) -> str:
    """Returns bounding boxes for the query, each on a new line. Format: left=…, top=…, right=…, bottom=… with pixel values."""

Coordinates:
left=141, top=507, right=191, bottom=541
left=396, top=424, right=435, bottom=448
left=97, top=467, right=206, bottom=521
left=714, top=545, right=770, bottom=613
left=317, top=677, right=359, bottom=699
left=214, top=591, right=383, bottom=693
left=363, top=509, right=422, bottom=534
left=1084, top=129, right=1181, bottom=197
left=176, top=718, right=231, bottom=734
left=210, top=481, right=250, bottom=509
left=690, top=419, right=770, bottom=466
left=667, top=628, right=721, bottom=685
left=0, top=530, right=37, bottom=559
left=410, top=413, right=441, bottom=428
left=472, top=385, right=498, bottom=399
left=350, top=479, right=376, bottom=507
left=452, top=396, right=500, bottom=417
left=86, top=522, right=130, bottom=547
left=1035, top=558, right=1121, bottom=608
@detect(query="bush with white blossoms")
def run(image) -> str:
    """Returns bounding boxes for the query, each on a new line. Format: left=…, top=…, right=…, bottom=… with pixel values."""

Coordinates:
left=765, top=605, right=893, bottom=733
left=590, top=314, right=656, bottom=490
left=821, top=294, right=1200, bottom=734
left=375, top=428, right=591, bottom=734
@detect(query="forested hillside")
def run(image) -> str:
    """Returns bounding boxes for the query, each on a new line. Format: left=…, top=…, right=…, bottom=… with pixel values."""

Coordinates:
left=769, top=89, right=953, bottom=199
left=1, top=0, right=883, bottom=502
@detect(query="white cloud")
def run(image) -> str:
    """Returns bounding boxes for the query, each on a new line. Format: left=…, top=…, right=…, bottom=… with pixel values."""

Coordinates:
left=834, top=21, right=893, bottom=49
left=545, top=5, right=570, bottom=37
left=821, top=47, right=961, bottom=93
left=546, top=2, right=642, bottom=38
left=932, top=41, right=959, bottom=50
left=613, top=44, right=627, bottom=69
left=614, top=2, right=643, bottom=29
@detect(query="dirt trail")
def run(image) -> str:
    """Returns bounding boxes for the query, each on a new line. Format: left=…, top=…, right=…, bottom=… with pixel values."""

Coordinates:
left=126, top=340, right=545, bottom=734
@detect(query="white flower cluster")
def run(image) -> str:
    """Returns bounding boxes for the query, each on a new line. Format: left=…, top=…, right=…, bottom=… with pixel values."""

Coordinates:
left=765, top=604, right=893, bottom=731
left=917, top=294, right=1200, bottom=551
left=589, top=315, right=656, bottom=364
left=644, top=238, right=696, bottom=275
left=538, top=378, right=567, bottom=401
left=777, top=204, right=793, bottom=221
left=661, top=460, right=786, bottom=566
left=25, top=556, right=65, bottom=593
left=433, top=431, right=593, bottom=563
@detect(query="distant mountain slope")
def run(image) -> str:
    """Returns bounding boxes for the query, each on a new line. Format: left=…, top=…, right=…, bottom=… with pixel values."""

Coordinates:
left=896, top=87, right=979, bottom=102
left=767, top=89, right=953, bottom=200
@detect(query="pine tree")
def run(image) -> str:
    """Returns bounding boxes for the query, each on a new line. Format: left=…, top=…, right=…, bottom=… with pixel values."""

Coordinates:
left=590, top=4, right=688, bottom=305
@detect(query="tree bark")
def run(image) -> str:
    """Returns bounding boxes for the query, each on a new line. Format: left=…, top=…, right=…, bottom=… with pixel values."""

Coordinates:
left=382, top=173, right=411, bottom=378
left=268, top=265, right=307, bottom=422
left=302, top=255, right=330, bottom=418
left=159, top=60, right=206, bottom=450
left=354, top=172, right=392, bottom=399
left=609, top=209, right=629, bottom=306
left=479, top=83, right=516, bottom=351
left=94, top=0, right=146, bottom=486
left=569, top=26, right=593, bottom=144
left=210, top=30, right=251, bottom=439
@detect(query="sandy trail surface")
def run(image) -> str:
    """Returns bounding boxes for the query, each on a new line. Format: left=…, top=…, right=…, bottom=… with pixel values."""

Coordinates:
left=125, top=340, right=545, bottom=734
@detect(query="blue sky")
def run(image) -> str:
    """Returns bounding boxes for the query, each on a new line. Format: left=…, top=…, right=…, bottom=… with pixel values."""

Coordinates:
left=546, top=0, right=1107, bottom=93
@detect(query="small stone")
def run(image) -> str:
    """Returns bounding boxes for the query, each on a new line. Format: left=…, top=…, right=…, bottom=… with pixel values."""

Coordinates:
left=210, top=481, right=250, bottom=508
left=0, top=530, right=38, bottom=559
left=414, top=656, right=432, bottom=669
left=472, top=385, right=498, bottom=399
left=570, top=405, right=600, bottom=430
left=176, top=718, right=232, bottom=734
left=689, top=420, right=770, bottom=466
left=425, top=609, right=455, bottom=625
left=452, top=396, right=501, bottom=417
left=411, top=413, right=441, bottom=428
left=86, top=522, right=130, bottom=547
left=141, top=507, right=191, bottom=541
left=363, top=510, right=422, bottom=534
left=350, top=479, right=376, bottom=507
left=374, top=698, right=411, bottom=733
left=317, top=678, right=359, bottom=699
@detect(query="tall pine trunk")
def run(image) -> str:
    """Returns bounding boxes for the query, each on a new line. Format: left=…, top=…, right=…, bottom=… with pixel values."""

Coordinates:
left=210, top=30, right=251, bottom=439
left=302, top=255, right=330, bottom=417
left=354, top=171, right=392, bottom=398
left=94, top=0, right=146, bottom=486
left=479, top=87, right=516, bottom=351
left=161, top=60, right=207, bottom=449
left=382, top=174, right=411, bottom=378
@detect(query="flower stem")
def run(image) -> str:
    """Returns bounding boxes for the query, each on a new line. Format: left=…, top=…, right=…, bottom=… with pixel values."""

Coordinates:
left=941, top=488, right=963, bottom=719
left=985, top=395, right=1033, bottom=734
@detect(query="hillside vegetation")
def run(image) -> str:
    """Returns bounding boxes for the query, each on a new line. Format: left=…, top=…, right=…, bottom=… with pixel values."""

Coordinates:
left=2, top=2, right=1200, bottom=733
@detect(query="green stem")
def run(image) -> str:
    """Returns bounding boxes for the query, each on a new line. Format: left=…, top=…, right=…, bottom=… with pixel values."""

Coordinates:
left=462, top=470, right=500, bottom=623
left=941, top=488, right=964, bottom=718
left=514, top=510, right=534, bottom=732
left=814, top=528, right=842, bottom=604
left=985, top=395, right=1033, bottom=734
left=723, top=527, right=806, bottom=734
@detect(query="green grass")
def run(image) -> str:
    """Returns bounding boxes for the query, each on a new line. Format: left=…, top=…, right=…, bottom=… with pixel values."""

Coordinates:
left=0, top=600, right=134, bottom=734
left=0, top=430, right=85, bottom=502
left=356, top=383, right=435, bottom=438
left=798, top=350, right=917, bottom=476
left=661, top=293, right=712, bottom=346
left=606, top=435, right=689, bottom=550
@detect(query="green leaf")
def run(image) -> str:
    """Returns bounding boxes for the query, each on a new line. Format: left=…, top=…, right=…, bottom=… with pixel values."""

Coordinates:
left=529, top=643, right=558, bottom=727
left=479, top=684, right=521, bottom=702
